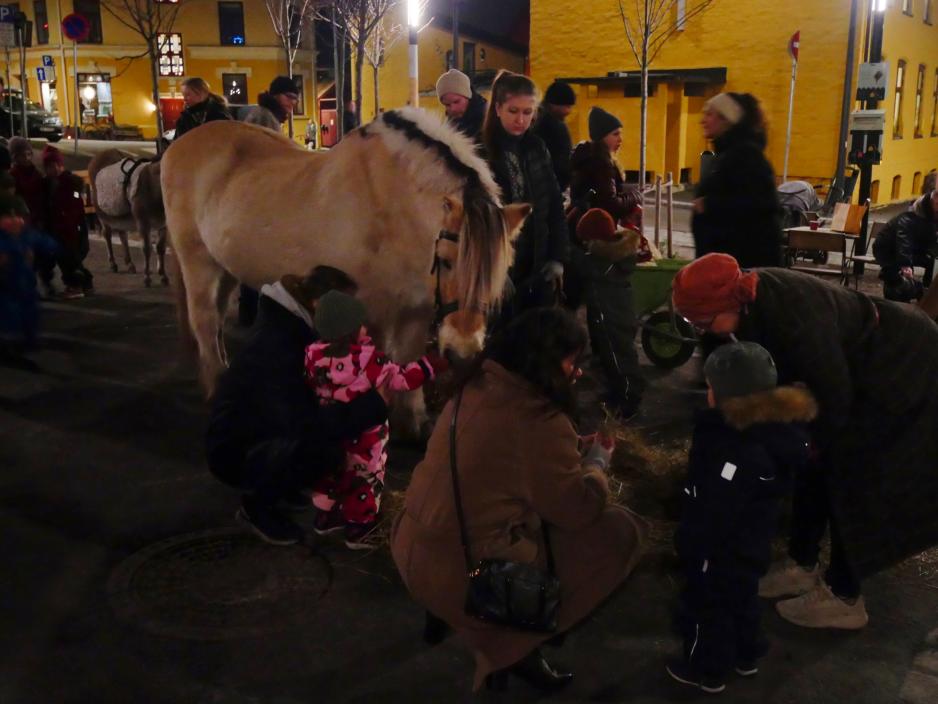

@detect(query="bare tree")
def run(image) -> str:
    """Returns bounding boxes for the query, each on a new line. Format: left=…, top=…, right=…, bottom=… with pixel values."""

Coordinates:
left=264, top=0, right=321, bottom=137
left=101, top=0, right=186, bottom=151
left=361, top=0, right=429, bottom=117
left=618, top=0, right=714, bottom=186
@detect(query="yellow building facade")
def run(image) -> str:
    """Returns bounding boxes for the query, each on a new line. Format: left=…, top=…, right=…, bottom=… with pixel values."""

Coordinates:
left=10, top=0, right=317, bottom=139
left=531, top=0, right=938, bottom=203
left=357, top=6, right=525, bottom=121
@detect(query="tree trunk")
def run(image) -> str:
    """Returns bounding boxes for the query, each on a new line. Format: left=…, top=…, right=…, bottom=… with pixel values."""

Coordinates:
left=353, top=0, right=366, bottom=119
left=373, top=62, right=379, bottom=115
left=148, top=38, right=165, bottom=154
left=310, top=16, right=318, bottom=138
left=639, top=33, right=649, bottom=189
left=287, top=38, right=295, bottom=139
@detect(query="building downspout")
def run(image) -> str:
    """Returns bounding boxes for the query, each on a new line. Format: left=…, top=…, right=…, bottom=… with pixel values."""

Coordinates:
left=834, top=0, right=859, bottom=199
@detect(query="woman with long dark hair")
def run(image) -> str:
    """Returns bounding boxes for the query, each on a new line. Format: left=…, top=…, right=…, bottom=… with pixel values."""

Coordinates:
left=391, top=307, right=647, bottom=693
left=482, top=71, right=568, bottom=314
left=692, top=92, right=783, bottom=267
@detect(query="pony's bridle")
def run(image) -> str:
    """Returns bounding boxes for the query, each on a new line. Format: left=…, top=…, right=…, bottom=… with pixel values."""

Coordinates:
left=430, top=229, right=460, bottom=326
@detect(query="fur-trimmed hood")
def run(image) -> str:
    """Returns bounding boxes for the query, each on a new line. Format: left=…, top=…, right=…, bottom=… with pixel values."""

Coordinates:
left=720, top=386, right=818, bottom=431
left=587, top=228, right=641, bottom=262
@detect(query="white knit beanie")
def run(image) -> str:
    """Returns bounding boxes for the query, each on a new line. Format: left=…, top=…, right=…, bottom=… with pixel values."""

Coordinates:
left=435, top=69, right=472, bottom=100
left=704, top=93, right=743, bottom=126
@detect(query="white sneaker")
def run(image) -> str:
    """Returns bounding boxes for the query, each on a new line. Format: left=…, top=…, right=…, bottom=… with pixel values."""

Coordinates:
left=776, top=583, right=869, bottom=630
left=758, top=557, right=819, bottom=598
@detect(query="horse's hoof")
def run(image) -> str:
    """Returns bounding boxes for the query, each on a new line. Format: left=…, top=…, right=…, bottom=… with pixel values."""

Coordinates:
left=128, top=264, right=137, bottom=274
left=110, top=262, right=118, bottom=273
left=144, top=277, right=151, bottom=287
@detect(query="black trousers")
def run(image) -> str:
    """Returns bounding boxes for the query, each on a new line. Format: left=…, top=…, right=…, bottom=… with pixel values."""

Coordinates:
left=787, top=459, right=862, bottom=599
left=208, top=434, right=342, bottom=507
left=565, top=248, right=644, bottom=413
left=679, top=565, right=765, bottom=679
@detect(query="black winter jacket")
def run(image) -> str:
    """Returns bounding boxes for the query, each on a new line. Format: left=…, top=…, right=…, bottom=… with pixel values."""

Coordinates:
left=873, top=193, right=937, bottom=279
left=486, top=126, right=568, bottom=282
left=532, top=107, right=573, bottom=191
left=693, top=126, right=783, bottom=267
left=206, top=294, right=387, bottom=483
left=569, top=140, right=642, bottom=222
left=676, top=389, right=814, bottom=577
left=174, top=97, right=232, bottom=140
left=454, top=92, right=487, bottom=143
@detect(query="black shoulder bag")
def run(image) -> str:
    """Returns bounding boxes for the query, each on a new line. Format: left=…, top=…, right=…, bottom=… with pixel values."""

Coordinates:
left=448, top=390, right=561, bottom=632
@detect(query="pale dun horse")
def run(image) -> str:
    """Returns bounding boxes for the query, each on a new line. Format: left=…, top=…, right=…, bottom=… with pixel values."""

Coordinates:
left=161, top=108, right=529, bottom=430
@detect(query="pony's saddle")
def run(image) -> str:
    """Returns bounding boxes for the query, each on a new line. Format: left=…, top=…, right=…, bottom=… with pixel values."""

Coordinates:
left=94, top=158, right=150, bottom=218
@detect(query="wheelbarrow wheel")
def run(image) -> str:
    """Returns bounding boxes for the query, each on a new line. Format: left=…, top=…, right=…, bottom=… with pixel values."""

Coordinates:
left=642, top=311, right=696, bottom=369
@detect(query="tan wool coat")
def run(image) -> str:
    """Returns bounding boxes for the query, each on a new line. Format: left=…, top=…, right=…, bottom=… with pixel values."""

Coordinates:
left=391, top=361, right=647, bottom=690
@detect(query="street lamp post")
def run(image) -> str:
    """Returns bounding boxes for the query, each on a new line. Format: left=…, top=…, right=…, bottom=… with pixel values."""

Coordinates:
left=407, top=0, right=419, bottom=107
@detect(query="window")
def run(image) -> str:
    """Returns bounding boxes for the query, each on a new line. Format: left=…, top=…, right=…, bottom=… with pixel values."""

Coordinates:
left=902, top=0, right=914, bottom=15
left=871, top=180, right=880, bottom=204
left=894, top=60, right=906, bottom=138
left=914, top=64, right=926, bottom=136
left=218, top=2, right=245, bottom=46
left=926, top=0, right=934, bottom=23
left=462, top=42, right=475, bottom=75
left=292, top=75, right=304, bottom=115
left=932, top=68, right=938, bottom=136
left=73, top=0, right=102, bottom=43
left=77, top=72, right=111, bottom=123
left=157, top=33, right=184, bottom=77
left=33, top=0, right=48, bottom=44
left=913, top=171, right=923, bottom=193
left=222, top=73, right=247, bottom=104
left=891, top=174, right=902, bottom=199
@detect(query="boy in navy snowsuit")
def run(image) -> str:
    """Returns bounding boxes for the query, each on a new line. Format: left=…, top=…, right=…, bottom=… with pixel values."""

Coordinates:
left=667, top=341, right=817, bottom=694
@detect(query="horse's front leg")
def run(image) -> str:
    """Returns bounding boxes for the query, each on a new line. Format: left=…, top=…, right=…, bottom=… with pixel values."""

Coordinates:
left=103, top=224, right=117, bottom=272
left=140, top=219, right=152, bottom=287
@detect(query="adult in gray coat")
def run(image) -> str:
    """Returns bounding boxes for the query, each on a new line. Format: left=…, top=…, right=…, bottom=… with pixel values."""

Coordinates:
left=244, top=75, right=299, bottom=132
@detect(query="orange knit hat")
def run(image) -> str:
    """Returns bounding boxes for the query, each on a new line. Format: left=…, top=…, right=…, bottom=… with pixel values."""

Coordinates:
left=671, top=253, right=759, bottom=322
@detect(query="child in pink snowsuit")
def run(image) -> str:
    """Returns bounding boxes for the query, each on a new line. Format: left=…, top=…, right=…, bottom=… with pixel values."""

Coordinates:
left=304, top=290, right=437, bottom=548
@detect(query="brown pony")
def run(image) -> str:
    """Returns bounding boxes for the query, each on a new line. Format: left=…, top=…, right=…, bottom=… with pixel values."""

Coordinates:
left=160, top=108, right=528, bottom=423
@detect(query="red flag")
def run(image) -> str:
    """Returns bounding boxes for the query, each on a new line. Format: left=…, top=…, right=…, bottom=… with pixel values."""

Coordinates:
left=788, top=30, right=801, bottom=62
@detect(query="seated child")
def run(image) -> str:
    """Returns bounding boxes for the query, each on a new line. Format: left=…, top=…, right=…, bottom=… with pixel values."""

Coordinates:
left=304, top=290, right=439, bottom=549
left=667, top=341, right=816, bottom=694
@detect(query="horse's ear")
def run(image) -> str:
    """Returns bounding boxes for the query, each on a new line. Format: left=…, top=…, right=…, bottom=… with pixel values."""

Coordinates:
left=503, top=203, right=532, bottom=240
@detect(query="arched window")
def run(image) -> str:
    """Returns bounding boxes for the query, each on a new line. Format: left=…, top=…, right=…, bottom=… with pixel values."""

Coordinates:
left=891, top=175, right=903, bottom=200
left=894, top=60, right=907, bottom=138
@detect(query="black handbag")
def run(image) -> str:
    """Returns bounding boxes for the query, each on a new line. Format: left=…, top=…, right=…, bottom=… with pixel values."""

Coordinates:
left=448, top=391, right=561, bottom=633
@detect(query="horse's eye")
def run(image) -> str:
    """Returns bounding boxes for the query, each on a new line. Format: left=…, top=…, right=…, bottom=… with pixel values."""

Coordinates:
left=440, top=259, right=453, bottom=271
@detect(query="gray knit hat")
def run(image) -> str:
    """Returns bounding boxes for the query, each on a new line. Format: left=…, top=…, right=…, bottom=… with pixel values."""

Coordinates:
left=704, top=341, right=777, bottom=402
left=8, top=137, right=31, bottom=158
left=588, top=107, right=622, bottom=141
left=313, top=290, right=367, bottom=342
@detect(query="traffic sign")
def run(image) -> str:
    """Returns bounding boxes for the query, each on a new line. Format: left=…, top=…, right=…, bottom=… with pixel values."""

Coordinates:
left=61, top=12, right=90, bottom=42
left=788, top=30, right=800, bottom=62
left=0, top=4, right=15, bottom=23
left=36, top=66, right=54, bottom=82
left=0, top=22, right=12, bottom=47
left=41, top=54, right=52, bottom=66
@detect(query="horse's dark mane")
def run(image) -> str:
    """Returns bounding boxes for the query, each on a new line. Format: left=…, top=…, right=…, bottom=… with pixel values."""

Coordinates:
left=379, top=111, right=485, bottom=198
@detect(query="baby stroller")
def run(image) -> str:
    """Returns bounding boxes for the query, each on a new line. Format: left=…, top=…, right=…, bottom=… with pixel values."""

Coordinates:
left=778, top=180, right=826, bottom=264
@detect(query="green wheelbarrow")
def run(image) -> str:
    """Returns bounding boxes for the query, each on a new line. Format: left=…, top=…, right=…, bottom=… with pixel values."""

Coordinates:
left=632, top=257, right=698, bottom=369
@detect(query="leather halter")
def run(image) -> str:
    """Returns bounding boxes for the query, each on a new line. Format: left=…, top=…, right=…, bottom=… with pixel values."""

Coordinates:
left=430, top=229, right=460, bottom=325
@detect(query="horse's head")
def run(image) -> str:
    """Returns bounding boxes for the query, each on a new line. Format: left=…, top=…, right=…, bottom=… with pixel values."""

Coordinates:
left=432, top=192, right=530, bottom=361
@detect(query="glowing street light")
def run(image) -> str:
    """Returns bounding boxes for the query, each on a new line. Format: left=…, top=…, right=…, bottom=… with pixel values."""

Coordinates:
left=873, top=0, right=887, bottom=11
left=407, top=0, right=419, bottom=106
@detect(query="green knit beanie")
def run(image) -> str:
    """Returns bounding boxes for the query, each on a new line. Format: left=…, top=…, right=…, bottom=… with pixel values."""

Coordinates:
left=704, top=341, right=777, bottom=402
left=313, top=290, right=367, bottom=342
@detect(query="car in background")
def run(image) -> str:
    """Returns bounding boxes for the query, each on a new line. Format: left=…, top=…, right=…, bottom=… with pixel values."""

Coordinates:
left=0, top=91, right=63, bottom=141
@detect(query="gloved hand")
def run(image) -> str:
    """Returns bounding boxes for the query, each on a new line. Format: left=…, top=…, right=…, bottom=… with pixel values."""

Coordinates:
left=424, top=351, right=450, bottom=376
left=583, top=436, right=614, bottom=471
left=541, top=260, right=564, bottom=293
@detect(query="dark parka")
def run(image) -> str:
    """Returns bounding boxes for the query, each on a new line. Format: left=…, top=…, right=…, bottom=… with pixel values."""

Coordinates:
left=569, top=140, right=642, bottom=222
left=735, top=268, right=938, bottom=577
left=206, top=293, right=388, bottom=493
left=42, top=171, right=86, bottom=256
left=486, top=126, right=568, bottom=285
left=693, top=126, right=783, bottom=267
left=454, top=92, right=487, bottom=144
left=873, top=191, right=937, bottom=283
left=173, top=96, right=232, bottom=141
left=532, top=106, right=573, bottom=191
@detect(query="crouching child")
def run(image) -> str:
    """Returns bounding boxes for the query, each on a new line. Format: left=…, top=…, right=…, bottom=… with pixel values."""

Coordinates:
left=667, top=342, right=817, bottom=694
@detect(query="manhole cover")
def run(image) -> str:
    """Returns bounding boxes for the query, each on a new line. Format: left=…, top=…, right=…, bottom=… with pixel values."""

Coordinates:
left=108, top=528, right=332, bottom=640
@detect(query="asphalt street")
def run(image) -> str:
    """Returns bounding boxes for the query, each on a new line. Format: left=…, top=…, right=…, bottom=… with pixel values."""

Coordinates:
left=1, top=240, right=936, bottom=704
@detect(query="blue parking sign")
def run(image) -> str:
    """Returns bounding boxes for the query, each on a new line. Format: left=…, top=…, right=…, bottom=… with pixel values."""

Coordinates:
left=42, top=55, right=53, bottom=66
left=0, top=4, right=14, bottom=22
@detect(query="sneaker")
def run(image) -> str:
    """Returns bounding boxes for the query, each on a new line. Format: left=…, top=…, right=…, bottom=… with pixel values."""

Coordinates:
left=344, top=521, right=379, bottom=550
left=775, top=583, right=869, bottom=630
left=313, top=508, right=345, bottom=535
left=758, top=557, right=820, bottom=598
left=236, top=498, right=304, bottom=546
left=665, top=659, right=726, bottom=694
left=734, top=661, right=759, bottom=677
left=61, top=287, right=85, bottom=300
